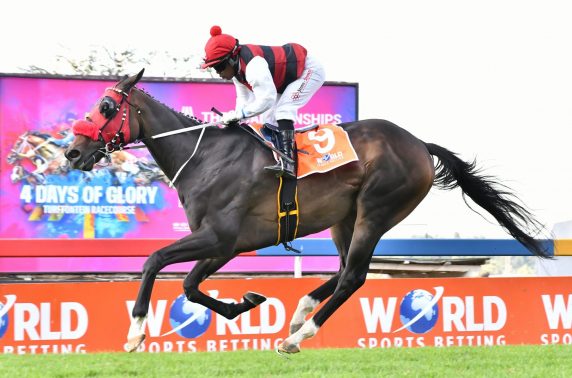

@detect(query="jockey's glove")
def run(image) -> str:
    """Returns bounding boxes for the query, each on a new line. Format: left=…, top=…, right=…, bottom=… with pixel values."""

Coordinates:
left=221, top=109, right=245, bottom=125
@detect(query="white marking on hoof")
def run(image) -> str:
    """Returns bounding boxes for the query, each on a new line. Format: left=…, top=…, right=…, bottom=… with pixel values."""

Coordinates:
left=283, top=318, right=319, bottom=352
left=276, top=341, right=301, bottom=355
left=290, top=296, right=319, bottom=335
left=126, top=316, right=147, bottom=353
left=289, top=323, right=304, bottom=335
left=126, top=334, right=146, bottom=353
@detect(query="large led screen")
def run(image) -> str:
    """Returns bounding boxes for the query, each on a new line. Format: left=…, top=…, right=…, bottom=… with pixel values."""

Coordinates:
left=0, top=75, right=357, bottom=246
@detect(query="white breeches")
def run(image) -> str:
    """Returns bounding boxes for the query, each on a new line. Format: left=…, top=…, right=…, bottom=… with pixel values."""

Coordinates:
left=262, top=54, right=326, bottom=125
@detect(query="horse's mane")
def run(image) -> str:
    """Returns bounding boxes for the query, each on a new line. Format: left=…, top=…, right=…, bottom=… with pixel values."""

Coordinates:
left=135, top=87, right=206, bottom=127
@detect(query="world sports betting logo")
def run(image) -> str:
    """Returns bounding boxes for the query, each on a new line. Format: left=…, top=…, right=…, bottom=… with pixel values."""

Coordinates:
left=358, top=286, right=509, bottom=348
left=126, top=291, right=286, bottom=352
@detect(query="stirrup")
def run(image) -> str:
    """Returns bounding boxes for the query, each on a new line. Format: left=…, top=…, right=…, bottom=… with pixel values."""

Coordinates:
left=281, top=167, right=296, bottom=179
left=265, top=128, right=296, bottom=179
left=264, top=164, right=284, bottom=176
left=264, top=158, right=296, bottom=179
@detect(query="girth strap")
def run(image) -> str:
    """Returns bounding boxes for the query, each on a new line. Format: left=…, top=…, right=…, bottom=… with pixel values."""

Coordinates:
left=276, top=176, right=300, bottom=252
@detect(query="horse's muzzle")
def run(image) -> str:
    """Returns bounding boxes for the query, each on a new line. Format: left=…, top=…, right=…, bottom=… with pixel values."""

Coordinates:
left=65, top=147, right=95, bottom=171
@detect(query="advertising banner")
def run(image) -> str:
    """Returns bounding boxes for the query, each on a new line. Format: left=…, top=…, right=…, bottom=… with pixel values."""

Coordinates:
left=1, top=276, right=571, bottom=354
left=0, top=76, right=356, bottom=244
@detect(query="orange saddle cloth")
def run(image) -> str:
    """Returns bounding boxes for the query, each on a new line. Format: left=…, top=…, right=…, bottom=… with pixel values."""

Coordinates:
left=248, top=123, right=359, bottom=178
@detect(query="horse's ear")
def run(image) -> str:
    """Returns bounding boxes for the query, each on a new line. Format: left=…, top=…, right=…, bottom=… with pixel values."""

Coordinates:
left=122, top=69, right=145, bottom=92
left=135, top=68, right=145, bottom=83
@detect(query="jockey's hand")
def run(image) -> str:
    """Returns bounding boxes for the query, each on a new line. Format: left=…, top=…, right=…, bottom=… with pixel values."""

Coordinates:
left=221, top=109, right=245, bottom=126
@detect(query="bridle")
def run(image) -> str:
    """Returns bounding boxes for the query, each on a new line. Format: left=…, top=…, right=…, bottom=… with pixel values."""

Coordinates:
left=97, top=87, right=142, bottom=154
left=72, top=84, right=218, bottom=185
left=71, top=85, right=145, bottom=167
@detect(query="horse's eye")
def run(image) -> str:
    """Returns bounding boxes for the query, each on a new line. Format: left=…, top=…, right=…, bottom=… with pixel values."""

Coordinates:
left=99, top=96, right=118, bottom=119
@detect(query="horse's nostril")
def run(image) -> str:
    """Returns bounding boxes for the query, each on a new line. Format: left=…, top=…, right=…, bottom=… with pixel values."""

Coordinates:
left=65, top=149, right=80, bottom=160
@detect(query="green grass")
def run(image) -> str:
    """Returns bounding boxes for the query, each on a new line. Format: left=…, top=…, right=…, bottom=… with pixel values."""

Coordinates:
left=0, top=345, right=570, bottom=377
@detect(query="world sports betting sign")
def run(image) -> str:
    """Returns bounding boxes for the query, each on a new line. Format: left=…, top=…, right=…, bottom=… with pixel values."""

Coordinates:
left=1, top=276, right=572, bottom=354
left=0, top=75, right=357, bottom=249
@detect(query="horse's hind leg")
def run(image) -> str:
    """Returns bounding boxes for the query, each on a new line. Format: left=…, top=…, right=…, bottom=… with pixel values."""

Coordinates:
left=183, top=258, right=267, bottom=320
left=289, top=215, right=355, bottom=335
left=280, top=178, right=429, bottom=354
left=279, top=222, right=380, bottom=354
left=289, top=274, right=339, bottom=336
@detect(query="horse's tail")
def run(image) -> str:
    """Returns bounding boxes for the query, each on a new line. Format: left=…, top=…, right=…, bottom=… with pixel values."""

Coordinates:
left=425, top=142, right=550, bottom=258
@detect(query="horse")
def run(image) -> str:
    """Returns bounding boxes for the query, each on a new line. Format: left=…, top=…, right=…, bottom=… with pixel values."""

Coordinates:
left=64, top=69, right=549, bottom=354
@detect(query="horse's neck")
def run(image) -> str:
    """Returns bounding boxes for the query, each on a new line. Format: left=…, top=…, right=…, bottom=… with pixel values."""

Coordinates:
left=141, top=105, right=205, bottom=182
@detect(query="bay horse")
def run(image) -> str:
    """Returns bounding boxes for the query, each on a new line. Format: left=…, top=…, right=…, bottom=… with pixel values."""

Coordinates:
left=64, top=69, right=548, bottom=354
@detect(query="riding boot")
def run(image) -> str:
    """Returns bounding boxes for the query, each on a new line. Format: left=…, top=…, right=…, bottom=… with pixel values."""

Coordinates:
left=264, top=121, right=297, bottom=179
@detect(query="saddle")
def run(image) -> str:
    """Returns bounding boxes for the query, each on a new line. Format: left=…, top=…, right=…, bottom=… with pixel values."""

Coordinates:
left=238, top=122, right=358, bottom=253
left=259, top=122, right=319, bottom=145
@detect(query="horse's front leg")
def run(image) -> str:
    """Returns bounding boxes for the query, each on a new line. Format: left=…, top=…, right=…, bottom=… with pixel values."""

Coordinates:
left=126, top=227, right=236, bottom=352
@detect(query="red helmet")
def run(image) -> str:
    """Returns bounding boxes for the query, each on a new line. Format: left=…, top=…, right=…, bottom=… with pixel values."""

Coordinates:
left=201, top=26, right=239, bottom=69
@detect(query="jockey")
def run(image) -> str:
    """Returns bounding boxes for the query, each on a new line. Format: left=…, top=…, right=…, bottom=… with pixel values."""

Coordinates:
left=201, top=25, right=326, bottom=179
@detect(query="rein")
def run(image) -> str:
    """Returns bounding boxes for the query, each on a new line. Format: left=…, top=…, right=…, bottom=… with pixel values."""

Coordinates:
left=119, top=122, right=219, bottom=151
left=92, top=87, right=216, bottom=187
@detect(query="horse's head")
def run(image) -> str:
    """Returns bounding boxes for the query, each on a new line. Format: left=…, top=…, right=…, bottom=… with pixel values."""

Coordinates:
left=65, top=69, right=145, bottom=171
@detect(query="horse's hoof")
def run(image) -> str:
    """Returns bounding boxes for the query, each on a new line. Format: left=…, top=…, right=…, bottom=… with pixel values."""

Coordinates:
left=244, top=291, right=267, bottom=306
left=289, top=323, right=303, bottom=335
left=276, top=341, right=300, bottom=354
left=126, top=334, right=145, bottom=353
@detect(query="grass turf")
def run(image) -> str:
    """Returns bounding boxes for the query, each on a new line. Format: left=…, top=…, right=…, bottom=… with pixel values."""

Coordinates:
left=1, top=344, right=569, bottom=377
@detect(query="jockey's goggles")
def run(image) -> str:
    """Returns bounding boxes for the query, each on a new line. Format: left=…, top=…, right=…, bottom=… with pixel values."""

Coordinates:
left=212, top=57, right=229, bottom=73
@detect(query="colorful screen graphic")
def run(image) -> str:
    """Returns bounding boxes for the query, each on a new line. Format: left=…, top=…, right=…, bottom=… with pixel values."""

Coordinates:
left=0, top=75, right=357, bottom=242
